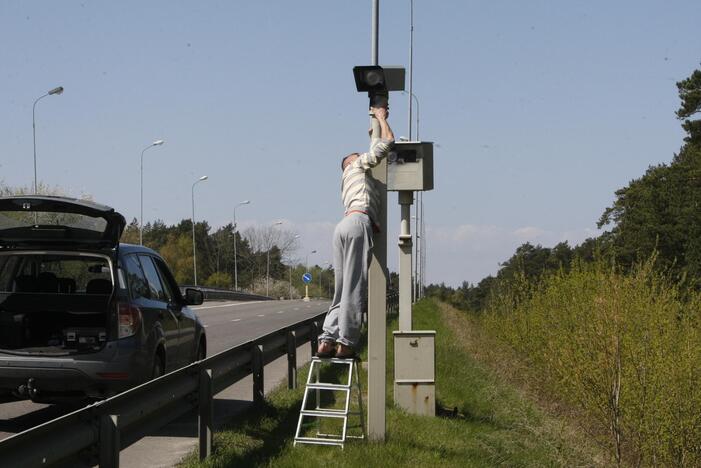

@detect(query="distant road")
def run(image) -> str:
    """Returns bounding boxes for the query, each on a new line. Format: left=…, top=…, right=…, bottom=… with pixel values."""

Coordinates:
left=0, top=299, right=330, bottom=441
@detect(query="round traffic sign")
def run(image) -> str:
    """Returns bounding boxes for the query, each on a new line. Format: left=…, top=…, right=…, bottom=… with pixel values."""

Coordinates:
left=302, top=272, right=312, bottom=284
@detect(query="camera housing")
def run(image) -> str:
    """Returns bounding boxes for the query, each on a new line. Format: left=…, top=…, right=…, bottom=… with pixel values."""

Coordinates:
left=387, top=141, right=434, bottom=192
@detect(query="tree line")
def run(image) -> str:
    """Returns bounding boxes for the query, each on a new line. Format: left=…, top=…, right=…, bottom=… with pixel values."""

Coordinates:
left=429, top=66, right=701, bottom=310
left=120, top=219, right=333, bottom=298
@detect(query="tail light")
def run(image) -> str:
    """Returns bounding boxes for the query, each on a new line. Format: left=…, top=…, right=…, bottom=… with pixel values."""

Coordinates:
left=118, top=303, right=142, bottom=338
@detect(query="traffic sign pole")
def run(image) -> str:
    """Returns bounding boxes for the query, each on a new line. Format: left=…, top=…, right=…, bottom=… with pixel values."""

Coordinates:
left=302, top=272, right=312, bottom=302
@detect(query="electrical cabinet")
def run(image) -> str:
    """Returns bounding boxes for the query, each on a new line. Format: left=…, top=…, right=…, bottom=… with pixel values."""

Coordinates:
left=393, top=330, right=436, bottom=417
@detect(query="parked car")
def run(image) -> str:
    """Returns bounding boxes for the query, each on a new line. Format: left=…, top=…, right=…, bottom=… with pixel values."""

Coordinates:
left=0, top=195, right=206, bottom=403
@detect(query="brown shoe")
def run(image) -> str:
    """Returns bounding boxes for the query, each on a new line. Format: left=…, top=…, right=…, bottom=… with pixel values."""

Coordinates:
left=316, top=340, right=336, bottom=358
left=335, top=343, right=356, bottom=359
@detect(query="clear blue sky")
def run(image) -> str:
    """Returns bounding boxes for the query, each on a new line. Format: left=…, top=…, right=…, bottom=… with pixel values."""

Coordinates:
left=1, top=1, right=699, bottom=286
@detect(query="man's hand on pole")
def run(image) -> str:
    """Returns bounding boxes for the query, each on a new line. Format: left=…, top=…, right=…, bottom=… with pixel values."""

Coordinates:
left=371, top=106, right=394, bottom=142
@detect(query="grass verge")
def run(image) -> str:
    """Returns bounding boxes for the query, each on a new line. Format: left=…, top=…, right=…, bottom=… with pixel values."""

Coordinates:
left=181, top=299, right=599, bottom=467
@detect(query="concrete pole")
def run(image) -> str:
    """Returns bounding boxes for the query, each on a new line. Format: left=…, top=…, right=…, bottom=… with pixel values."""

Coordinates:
left=407, top=0, right=413, bottom=141
left=367, top=0, right=387, bottom=442
left=398, top=192, right=413, bottom=330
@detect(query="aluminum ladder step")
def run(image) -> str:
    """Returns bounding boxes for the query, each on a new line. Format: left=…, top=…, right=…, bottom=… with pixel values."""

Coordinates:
left=293, top=355, right=366, bottom=448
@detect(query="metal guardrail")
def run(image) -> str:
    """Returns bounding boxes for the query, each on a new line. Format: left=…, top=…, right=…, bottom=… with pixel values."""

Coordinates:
left=0, top=293, right=399, bottom=467
left=180, top=285, right=273, bottom=302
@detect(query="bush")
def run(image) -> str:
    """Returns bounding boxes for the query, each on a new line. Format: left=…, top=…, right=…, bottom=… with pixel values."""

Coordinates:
left=483, top=258, right=701, bottom=466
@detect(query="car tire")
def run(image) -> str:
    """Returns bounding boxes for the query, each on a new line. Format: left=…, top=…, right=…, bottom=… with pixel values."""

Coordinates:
left=152, top=354, right=165, bottom=379
left=196, top=340, right=206, bottom=362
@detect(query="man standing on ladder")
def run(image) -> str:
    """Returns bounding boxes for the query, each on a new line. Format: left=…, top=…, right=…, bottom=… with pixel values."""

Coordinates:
left=317, top=106, right=395, bottom=359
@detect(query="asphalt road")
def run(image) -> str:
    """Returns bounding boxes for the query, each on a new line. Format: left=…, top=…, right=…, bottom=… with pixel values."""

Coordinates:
left=0, top=299, right=330, bottom=442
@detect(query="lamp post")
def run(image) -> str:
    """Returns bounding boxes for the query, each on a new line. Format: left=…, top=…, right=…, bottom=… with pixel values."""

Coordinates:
left=32, top=86, right=64, bottom=194
left=266, top=221, right=283, bottom=297
left=320, top=261, right=330, bottom=297
left=233, top=200, right=251, bottom=291
left=282, top=234, right=301, bottom=299
left=402, top=91, right=420, bottom=140
left=139, top=139, right=165, bottom=245
left=191, top=175, right=208, bottom=286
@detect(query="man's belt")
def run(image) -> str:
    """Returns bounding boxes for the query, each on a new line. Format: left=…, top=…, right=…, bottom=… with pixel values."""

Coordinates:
left=345, top=210, right=368, bottom=216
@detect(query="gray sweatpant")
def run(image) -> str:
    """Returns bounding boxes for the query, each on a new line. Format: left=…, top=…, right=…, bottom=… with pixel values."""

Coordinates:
left=319, top=212, right=374, bottom=348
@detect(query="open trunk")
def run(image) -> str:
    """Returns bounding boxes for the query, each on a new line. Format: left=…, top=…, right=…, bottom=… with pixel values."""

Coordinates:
left=0, top=252, right=114, bottom=356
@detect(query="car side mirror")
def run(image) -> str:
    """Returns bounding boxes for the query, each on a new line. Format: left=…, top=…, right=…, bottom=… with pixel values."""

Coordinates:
left=184, top=288, right=204, bottom=306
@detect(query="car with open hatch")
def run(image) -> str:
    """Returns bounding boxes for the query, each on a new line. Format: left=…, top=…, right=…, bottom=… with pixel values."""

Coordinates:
left=0, top=195, right=206, bottom=403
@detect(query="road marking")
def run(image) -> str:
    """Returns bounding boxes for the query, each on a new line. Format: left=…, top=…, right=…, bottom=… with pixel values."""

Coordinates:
left=193, top=301, right=264, bottom=310
left=277, top=311, right=284, bottom=314
left=231, top=318, right=241, bottom=322
left=257, top=314, right=265, bottom=317
left=293, top=308, right=300, bottom=311
left=203, top=325, right=209, bottom=328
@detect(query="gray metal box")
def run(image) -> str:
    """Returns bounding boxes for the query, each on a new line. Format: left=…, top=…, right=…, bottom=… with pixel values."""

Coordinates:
left=393, top=330, right=436, bottom=417
left=387, top=141, right=434, bottom=191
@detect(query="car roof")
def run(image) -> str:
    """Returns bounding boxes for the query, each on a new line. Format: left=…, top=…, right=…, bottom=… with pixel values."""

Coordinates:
left=118, top=243, right=161, bottom=257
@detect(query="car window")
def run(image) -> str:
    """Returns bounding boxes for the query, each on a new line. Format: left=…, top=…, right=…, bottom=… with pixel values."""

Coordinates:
left=139, top=255, right=167, bottom=302
left=123, top=254, right=150, bottom=300
left=0, top=254, right=111, bottom=294
left=153, top=258, right=177, bottom=303
left=0, top=256, right=20, bottom=292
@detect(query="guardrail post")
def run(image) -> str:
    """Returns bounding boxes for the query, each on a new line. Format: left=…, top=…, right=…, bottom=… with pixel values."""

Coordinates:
left=99, top=414, right=119, bottom=468
left=199, top=368, right=213, bottom=460
left=287, top=330, right=297, bottom=389
left=252, top=344, right=264, bottom=405
left=310, top=321, right=318, bottom=356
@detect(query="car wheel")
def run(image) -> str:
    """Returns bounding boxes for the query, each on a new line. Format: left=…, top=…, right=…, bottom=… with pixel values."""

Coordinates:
left=196, top=341, right=206, bottom=362
left=152, top=354, right=165, bottom=379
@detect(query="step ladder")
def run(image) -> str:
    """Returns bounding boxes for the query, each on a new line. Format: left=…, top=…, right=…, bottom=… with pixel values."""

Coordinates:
left=293, top=356, right=366, bottom=448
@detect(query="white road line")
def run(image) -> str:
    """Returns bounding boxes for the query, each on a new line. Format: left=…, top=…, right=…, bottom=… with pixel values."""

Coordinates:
left=277, top=311, right=284, bottom=314
left=293, top=308, right=300, bottom=311
left=203, top=325, right=209, bottom=328
left=257, top=314, right=265, bottom=317
left=231, top=318, right=241, bottom=322
left=193, top=301, right=265, bottom=311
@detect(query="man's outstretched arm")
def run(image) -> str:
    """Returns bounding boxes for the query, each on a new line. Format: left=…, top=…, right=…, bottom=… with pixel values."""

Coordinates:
left=374, top=106, right=395, bottom=142
left=356, top=107, right=395, bottom=170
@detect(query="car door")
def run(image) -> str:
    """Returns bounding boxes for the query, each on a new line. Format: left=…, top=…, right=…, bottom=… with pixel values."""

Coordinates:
left=137, top=255, right=181, bottom=371
left=153, top=257, right=197, bottom=364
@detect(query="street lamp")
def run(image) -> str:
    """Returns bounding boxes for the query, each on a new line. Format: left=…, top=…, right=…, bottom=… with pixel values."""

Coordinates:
left=32, top=86, right=64, bottom=194
left=266, top=221, right=283, bottom=297
left=191, top=175, right=208, bottom=286
left=233, top=200, right=251, bottom=291
left=320, top=261, right=330, bottom=297
left=402, top=91, right=420, bottom=141
left=139, top=139, right=165, bottom=245
left=284, top=234, right=301, bottom=299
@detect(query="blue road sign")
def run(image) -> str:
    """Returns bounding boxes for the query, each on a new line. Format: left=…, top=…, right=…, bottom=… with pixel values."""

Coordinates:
left=302, top=272, right=312, bottom=284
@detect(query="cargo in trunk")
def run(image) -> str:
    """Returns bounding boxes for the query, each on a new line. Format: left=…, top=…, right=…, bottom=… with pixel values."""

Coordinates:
left=0, top=253, right=113, bottom=355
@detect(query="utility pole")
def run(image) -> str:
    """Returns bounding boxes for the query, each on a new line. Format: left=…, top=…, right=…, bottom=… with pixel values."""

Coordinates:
left=366, top=0, right=387, bottom=442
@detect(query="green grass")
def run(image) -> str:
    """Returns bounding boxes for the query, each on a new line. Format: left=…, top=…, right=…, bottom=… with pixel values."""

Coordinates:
left=181, top=299, right=596, bottom=467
